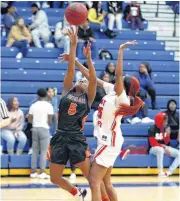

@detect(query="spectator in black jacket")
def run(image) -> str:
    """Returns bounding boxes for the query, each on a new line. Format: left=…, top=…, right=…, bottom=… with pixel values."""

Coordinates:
left=78, top=20, right=96, bottom=58
left=105, top=62, right=116, bottom=84
left=123, top=2, right=143, bottom=30
left=165, top=99, right=179, bottom=139
left=107, top=1, right=122, bottom=31
left=78, top=20, right=96, bottom=43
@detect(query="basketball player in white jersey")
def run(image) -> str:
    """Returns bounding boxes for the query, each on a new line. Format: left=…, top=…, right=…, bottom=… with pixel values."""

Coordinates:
left=59, top=41, right=144, bottom=201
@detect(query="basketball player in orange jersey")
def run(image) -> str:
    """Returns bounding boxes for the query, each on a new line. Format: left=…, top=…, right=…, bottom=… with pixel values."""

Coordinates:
left=49, top=27, right=109, bottom=201
left=60, top=40, right=143, bottom=201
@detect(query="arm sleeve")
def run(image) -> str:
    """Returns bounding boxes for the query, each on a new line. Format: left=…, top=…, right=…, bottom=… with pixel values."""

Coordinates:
left=148, top=128, right=165, bottom=148
left=17, top=110, right=25, bottom=131
left=23, top=27, right=32, bottom=40
left=103, top=82, right=115, bottom=94
left=54, top=22, right=63, bottom=40
left=53, top=97, right=58, bottom=113
left=88, top=9, right=101, bottom=24
left=4, top=15, right=14, bottom=30
left=0, top=100, right=9, bottom=119
left=48, top=104, right=54, bottom=115
left=28, top=105, right=33, bottom=115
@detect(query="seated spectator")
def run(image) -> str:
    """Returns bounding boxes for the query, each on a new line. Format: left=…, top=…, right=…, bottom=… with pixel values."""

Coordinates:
left=46, top=87, right=58, bottom=133
left=78, top=20, right=96, bottom=43
left=92, top=72, right=111, bottom=111
left=28, top=88, right=54, bottom=179
left=1, top=97, right=27, bottom=155
left=137, top=62, right=157, bottom=109
left=88, top=1, right=106, bottom=29
left=105, top=62, right=116, bottom=83
left=107, top=1, right=122, bottom=31
left=78, top=20, right=96, bottom=58
left=164, top=99, right=179, bottom=139
left=149, top=112, right=180, bottom=177
left=76, top=61, right=88, bottom=81
left=123, top=1, right=143, bottom=30
left=29, top=3, right=51, bottom=48
left=3, top=6, right=18, bottom=35
left=0, top=98, right=10, bottom=129
left=6, top=17, right=32, bottom=59
left=54, top=17, right=71, bottom=54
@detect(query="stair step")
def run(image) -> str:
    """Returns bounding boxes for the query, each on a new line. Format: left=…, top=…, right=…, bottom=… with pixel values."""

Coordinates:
left=142, top=12, right=175, bottom=18
left=156, top=31, right=179, bottom=37
left=138, top=1, right=166, bottom=5
left=157, top=36, right=179, bottom=41
left=140, top=4, right=170, bottom=9
left=141, top=8, right=173, bottom=13
left=165, top=46, right=179, bottom=51
left=143, top=17, right=179, bottom=22
left=148, top=25, right=179, bottom=32
left=166, top=41, right=180, bottom=47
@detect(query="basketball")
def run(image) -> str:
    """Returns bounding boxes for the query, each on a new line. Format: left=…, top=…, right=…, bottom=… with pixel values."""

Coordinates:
left=65, top=2, right=88, bottom=26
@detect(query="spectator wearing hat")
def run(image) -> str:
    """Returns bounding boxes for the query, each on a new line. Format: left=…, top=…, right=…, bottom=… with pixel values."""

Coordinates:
left=149, top=112, right=180, bottom=177
left=29, top=3, right=51, bottom=48
left=6, top=17, right=32, bottom=59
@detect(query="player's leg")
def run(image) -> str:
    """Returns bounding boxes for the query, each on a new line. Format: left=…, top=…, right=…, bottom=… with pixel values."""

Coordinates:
left=89, top=161, right=108, bottom=201
left=103, top=167, right=118, bottom=201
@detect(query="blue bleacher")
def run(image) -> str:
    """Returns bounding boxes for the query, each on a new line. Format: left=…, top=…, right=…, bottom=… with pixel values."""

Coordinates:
left=1, top=2, right=179, bottom=172
left=1, top=69, right=179, bottom=84
left=2, top=58, right=179, bottom=72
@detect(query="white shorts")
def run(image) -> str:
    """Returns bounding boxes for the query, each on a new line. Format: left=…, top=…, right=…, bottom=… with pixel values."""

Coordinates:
left=93, top=142, right=123, bottom=168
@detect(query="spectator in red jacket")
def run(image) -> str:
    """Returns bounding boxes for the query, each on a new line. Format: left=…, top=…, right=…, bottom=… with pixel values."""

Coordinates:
left=123, top=1, right=143, bottom=30
left=148, top=112, right=180, bottom=177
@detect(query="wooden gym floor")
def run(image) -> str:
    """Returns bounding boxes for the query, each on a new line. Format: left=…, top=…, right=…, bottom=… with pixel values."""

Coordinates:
left=1, top=176, right=179, bottom=201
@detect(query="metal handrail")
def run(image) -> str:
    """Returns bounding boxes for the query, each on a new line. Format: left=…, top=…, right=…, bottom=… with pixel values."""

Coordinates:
left=156, top=1, right=159, bottom=17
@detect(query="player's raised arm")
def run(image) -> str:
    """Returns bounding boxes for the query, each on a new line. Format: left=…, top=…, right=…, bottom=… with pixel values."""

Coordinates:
left=83, top=43, right=97, bottom=106
left=59, top=53, right=105, bottom=88
left=62, top=27, right=78, bottom=96
left=115, top=41, right=137, bottom=96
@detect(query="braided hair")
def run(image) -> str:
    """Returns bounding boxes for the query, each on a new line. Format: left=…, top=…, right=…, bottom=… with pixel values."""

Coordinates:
left=115, top=76, right=144, bottom=117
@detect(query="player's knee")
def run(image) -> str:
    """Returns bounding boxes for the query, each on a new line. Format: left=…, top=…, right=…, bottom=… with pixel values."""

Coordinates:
left=104, top=183, right=113, bottom=191
left=89, top=176, right=100, bottom=189
left=50, top=176, right=59, bottom=185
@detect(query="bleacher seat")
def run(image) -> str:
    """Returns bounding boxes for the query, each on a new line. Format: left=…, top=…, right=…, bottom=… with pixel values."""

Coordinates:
left=2, top=58, right=179, bottom=72
left=1, top=155, right=9, bottom=168
left=1, top=69, right=179, bottom=84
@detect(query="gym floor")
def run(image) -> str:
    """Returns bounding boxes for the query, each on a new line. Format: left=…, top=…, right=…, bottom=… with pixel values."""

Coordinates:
left=1, top=176, right=179, bottom=201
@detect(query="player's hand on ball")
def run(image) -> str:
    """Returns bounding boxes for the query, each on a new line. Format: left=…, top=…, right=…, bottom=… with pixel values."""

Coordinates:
left=58, top=53, right=69, bottom=63
left=83, top=43, right=91, bottom=59
left=67, top=27, right=78, bottom=45
left=120, top=40, right=137, bottom=49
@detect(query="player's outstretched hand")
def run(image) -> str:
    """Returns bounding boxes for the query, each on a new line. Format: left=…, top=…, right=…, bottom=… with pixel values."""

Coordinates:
left=67, top=27, right=78, bottom=45
left=83, top=43, right=91, bottom=59
left=58, top=53, right=69, bottom=63
left=120, top=40, right=137, bottom=50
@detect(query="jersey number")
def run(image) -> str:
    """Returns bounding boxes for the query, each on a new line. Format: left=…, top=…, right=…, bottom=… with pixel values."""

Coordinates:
left=68, top=103, right=77, bottom=115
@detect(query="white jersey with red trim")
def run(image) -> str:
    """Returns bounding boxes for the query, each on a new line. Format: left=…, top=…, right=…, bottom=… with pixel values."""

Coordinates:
left=94, top=82, right=130, bottom=147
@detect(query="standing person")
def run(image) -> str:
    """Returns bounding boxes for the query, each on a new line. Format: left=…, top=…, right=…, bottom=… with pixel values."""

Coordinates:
left=149, top=112, right=180, bottom=177
left=46, top=87, right=58, bottom=133
left=107, top=1, right=122, bottom=31
left=68, top=41, right=143, bottom=201
left=28, top=88, right=54, bottom=179
left=164, top=99, right=179, bottom=139
left=50, top=28, right=109, bottom=201
left=123, top=1, right=143, bottom=30
left=6, top=17, right=32, bottom=59
left=0, top=98, right=10, bottom=129
left=29, top=3, right=51, bottom=48
left=1, top=97, right=27, bottom=155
